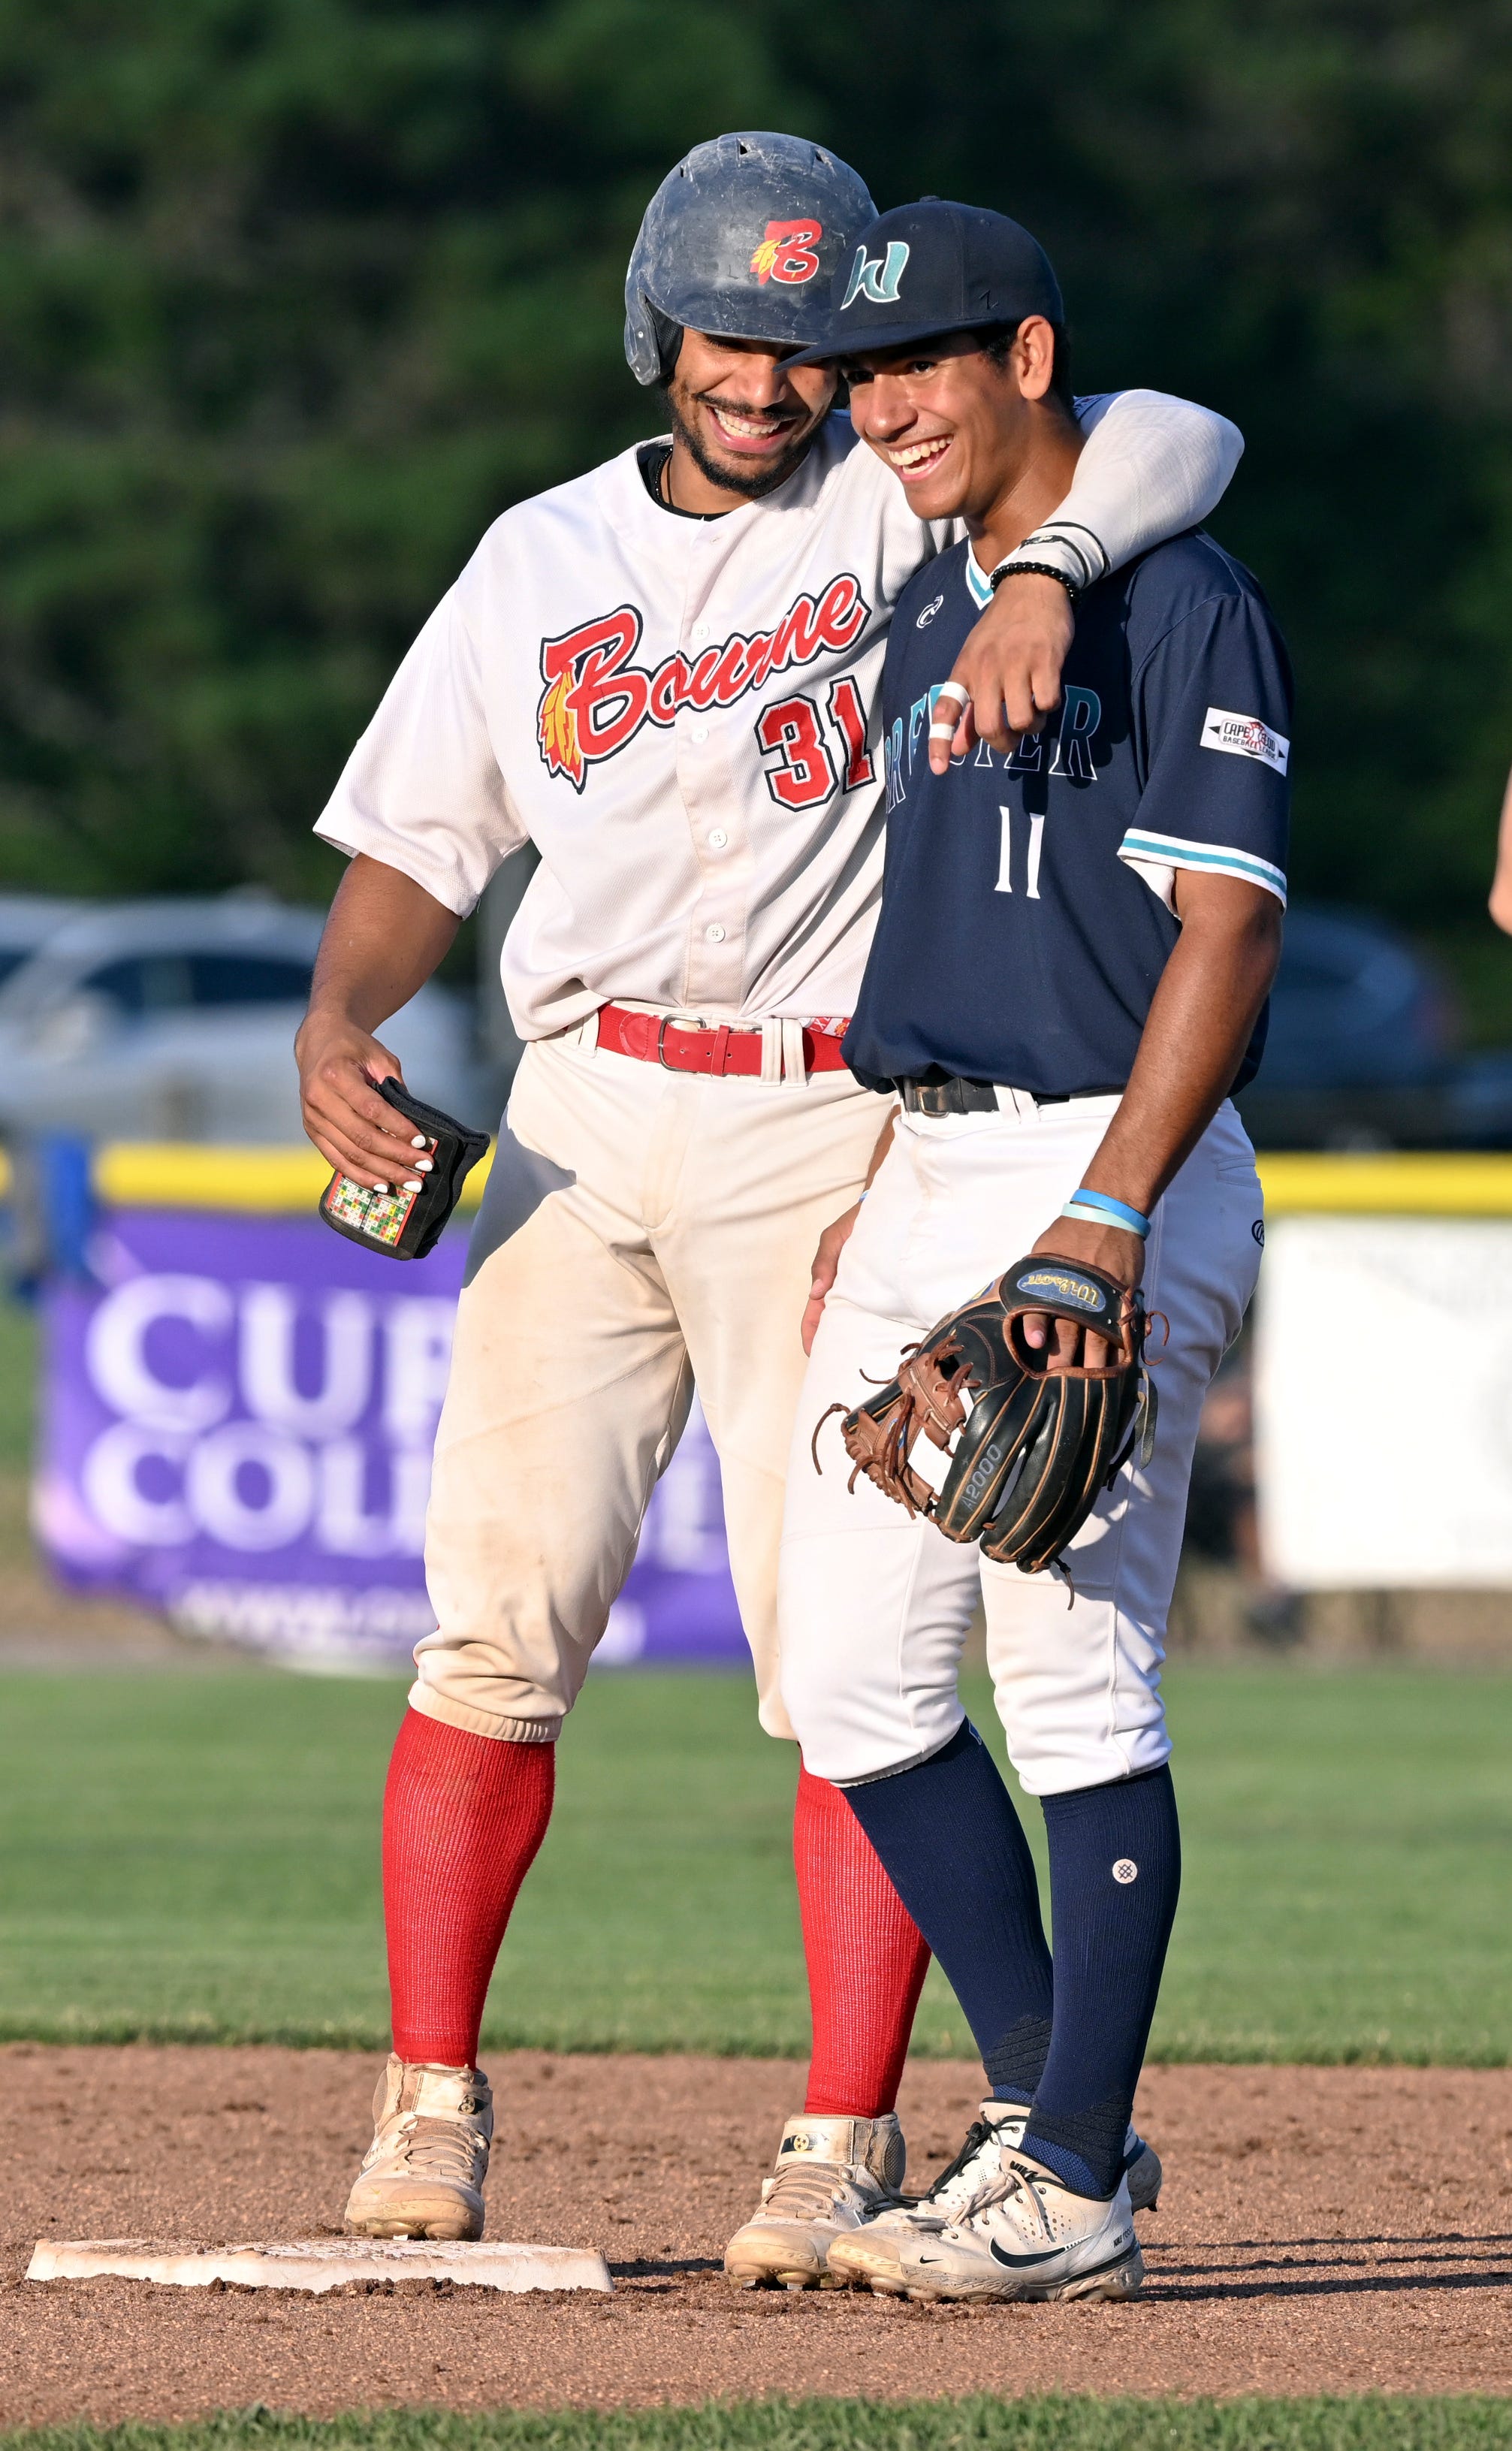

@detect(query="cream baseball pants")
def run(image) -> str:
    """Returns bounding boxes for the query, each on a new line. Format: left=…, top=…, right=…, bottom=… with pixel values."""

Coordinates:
left=777, top=1093, right=1264, bottom=1796
left=412, top=1027, right=892, bottom=1743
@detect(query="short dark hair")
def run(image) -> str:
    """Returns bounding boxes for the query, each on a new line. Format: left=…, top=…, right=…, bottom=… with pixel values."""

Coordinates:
left=979, top=318, right=1074, bottom=414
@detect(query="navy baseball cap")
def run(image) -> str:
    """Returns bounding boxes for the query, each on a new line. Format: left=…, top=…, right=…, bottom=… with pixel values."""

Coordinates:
left=787, top=198, right=1064, bottom=366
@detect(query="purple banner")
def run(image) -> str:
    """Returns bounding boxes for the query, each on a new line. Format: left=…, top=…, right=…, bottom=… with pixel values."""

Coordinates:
left=34, top=1206, right=746, bottom=1671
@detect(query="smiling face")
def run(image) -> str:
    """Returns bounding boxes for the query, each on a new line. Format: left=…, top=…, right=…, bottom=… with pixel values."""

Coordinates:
left=844, top=318, right=1061, bottom=525
left=665, top=330, right=837, bottom=503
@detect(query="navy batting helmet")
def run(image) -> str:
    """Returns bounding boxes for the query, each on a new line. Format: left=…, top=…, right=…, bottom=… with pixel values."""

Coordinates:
left=623, top=131, right=877, bottom=387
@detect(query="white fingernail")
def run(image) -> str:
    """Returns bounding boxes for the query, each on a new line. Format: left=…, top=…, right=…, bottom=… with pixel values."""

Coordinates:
left=411, top=1135, right=427, bottom=1148
left=403, top=1179, right=423, bottom=1191
left=373, top=1183, right=390, bottom=1194
left=415, top=1158, right=433, bottom=1173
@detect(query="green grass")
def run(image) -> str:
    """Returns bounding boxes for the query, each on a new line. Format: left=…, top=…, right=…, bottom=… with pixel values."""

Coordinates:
left=3, top=2403, right=1510, bottom=2451
left=1156, top=1667, right=1512, bottom=2062
left=0, top=1662, right=1509, bottom=2061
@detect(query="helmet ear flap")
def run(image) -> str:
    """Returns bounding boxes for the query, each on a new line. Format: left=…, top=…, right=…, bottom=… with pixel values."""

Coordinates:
left=649, top=305, right=683, bottom=385
left=624, top=297, right=683, bottom=388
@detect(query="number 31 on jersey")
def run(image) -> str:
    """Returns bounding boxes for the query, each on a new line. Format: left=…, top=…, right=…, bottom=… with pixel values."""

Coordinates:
left=756, top=677, right=875, bottom=810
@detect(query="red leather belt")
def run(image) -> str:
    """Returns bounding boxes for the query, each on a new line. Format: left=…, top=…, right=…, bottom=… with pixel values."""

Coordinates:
left=597, top=1003, right=852, bottom=1078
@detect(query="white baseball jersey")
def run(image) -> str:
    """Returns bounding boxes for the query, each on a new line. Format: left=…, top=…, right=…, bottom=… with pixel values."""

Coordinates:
left=314, top=393, right=1241, bottom=1036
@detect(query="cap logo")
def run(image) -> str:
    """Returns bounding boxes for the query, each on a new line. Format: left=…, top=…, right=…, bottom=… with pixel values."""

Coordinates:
left=750, top=219, right=823, bottom=285
left=841, top=240, right=910, bottom=310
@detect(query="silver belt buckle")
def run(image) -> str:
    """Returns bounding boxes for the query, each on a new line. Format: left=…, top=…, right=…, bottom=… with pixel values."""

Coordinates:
left=656, top=1016, right=704, bottom=1068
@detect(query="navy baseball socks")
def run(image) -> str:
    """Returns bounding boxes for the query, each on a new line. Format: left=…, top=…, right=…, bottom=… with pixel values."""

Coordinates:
left=834, top=1722, right=1055, bottom=2099
left=1025, top=1762, right=1180, bottom=2196
left=840, top=1724, right=1179, bottom=2201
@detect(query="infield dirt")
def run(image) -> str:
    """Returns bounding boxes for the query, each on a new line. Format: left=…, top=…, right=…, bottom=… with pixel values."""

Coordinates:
left=3, top=2047, right=1510, bottom=2423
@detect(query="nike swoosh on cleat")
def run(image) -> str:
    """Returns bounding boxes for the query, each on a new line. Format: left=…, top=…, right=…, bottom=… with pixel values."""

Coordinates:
left=988, top=2242, right=1061, bottom=2268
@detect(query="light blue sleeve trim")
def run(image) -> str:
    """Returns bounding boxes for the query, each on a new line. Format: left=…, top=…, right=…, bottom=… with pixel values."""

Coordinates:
left=1118, top=829, right=1287, bottom=907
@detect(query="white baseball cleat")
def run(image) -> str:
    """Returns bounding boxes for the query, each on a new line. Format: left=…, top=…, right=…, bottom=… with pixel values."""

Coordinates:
left=822, top=2097, right=1158, bottom=2291
left=723, top=2111, right=907, bottom=2290
left=828, top=2149, right=1142, bottom=2303
left=985, top=2105, right=1159, bottom=2214
left=343, top=2055, right=493, bottom=2241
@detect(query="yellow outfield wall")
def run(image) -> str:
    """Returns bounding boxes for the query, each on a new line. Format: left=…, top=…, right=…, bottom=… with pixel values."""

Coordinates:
left=0, top=1141, right=488, bottom=1212
left=2, top=1142, right=1512, bottom=1216
left=1254, top=1152, right=1512, bottom=1215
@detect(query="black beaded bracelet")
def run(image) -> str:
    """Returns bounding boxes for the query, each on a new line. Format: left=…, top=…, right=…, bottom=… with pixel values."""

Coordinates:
left=988, top=559, right=1082, bottom=602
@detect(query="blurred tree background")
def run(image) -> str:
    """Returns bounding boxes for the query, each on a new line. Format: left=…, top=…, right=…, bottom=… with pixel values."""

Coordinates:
left=1, top=0, right=1510, bottom=1024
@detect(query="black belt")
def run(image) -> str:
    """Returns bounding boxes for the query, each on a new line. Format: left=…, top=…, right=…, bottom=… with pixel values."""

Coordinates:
left=898, top=1076, right=1073, bottom=1117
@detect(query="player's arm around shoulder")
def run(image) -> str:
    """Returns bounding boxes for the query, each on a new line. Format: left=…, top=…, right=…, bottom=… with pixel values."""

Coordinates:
left=934, top=388, right=1245, bottom=775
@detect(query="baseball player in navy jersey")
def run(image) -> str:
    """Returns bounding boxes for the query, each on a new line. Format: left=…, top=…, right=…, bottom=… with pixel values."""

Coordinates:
left=773, top=198, right=1290, bottom=2303
left=293, top=131, right=1245, bottom=2275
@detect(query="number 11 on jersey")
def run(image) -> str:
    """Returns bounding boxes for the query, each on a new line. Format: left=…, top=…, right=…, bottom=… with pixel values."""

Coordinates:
left=996, top=804, right=1046, bottom=899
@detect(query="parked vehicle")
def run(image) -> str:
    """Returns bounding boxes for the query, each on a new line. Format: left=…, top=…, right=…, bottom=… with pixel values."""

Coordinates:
left=0, top=895, right=481, bottom=1142
left=0, top=889, right=1504, bottom=1149
left=1236, top=904, right=1494, bottom=1148
left=1449, top=1046, right=1512, bottom=1146
left=0, top=895, right=83, bottom=994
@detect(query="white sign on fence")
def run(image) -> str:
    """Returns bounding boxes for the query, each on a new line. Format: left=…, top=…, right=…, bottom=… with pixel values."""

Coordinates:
left=1255, top=1214, right=1512, bottom=1588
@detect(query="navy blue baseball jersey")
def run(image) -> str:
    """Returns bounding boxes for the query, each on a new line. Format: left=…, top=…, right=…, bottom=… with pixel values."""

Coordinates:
left=844, top=530, right=1293, bottom=1099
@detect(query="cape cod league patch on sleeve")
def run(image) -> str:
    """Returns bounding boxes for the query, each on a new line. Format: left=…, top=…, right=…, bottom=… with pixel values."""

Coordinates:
left=1200, top=706, right=1290, bottom=774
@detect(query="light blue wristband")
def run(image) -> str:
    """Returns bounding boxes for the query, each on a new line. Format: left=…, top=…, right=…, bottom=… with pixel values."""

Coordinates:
left=1060, top=1186, right=1151, bottom=1239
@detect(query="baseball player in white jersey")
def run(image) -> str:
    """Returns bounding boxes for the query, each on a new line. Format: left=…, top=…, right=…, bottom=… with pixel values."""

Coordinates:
left=294, top=131, right=1243, bottom=2276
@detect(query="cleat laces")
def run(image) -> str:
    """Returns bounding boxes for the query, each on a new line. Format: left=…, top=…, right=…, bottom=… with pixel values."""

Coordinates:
left=760, top=2159, right=865, bottom=2223
left=951, top=2157, right=1061, bottom=2247
left=384, top=2108, right=486, bottom=2185
left=912, top=2117, right=1020, bottom=2222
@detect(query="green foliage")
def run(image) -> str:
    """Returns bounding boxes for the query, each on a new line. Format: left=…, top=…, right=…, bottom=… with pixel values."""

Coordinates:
left=806, top=0, right=1512, bottom=934
left=5, top=2401, right=1512, bottom=2451
left=0, top=0, right=807, bottom=897
left=0, top=1661, right=1508, bottom=2059
left=0, top=2, right=1509, bottom=945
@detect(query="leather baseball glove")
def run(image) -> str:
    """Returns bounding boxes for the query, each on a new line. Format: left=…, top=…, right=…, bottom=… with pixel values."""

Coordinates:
left=817, top=1254, right=1157, bottom=1577
left=320, top=1077, right=490, bottom=1260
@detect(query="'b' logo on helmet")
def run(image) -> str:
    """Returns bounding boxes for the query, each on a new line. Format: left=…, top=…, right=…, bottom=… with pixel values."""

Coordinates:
left=750, top=220, right=823, bottom=285
left=841, top=240, right=910, bottom=309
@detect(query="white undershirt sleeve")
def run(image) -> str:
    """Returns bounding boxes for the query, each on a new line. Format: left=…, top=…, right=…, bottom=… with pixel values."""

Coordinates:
left=992, top=390, right=1245, bottom=592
